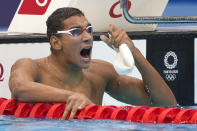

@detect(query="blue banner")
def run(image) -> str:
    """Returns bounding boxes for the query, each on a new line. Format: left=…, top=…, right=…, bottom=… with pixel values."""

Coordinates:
left=0, top=0, right=21, bottom=30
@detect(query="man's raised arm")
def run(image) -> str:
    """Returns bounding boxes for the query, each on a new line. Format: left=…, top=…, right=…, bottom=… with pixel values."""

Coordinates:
left=101, top=24, right=177, bottom=106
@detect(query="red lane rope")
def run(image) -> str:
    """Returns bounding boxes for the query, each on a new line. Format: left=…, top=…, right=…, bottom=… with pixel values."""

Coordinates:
left=157, top=108, right=181, bottom=123
left=46, top=103, right=66, bottom=119
left=174, top=109, right=197, bottom=124
left=141, top=107, right=165, bottom=123
left=94, top=105, right=117, bottom=119
left=14, top=102, right=33, bottom=117
left=0, top=98, right=197, bottom=124
left=126, top=106, right=149, bottom=122
left=29, top=103, right=51, bottom=118
left=191, top=112, right=197, bottom=123
left=78, top=105, right=101, bottom=119
left=110, top=106, right=132, bottom=120
left=0, top=99, right=17, bottom=115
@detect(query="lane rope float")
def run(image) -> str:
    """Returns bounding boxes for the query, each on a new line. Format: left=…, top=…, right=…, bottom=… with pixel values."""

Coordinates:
left=0, top=98, right=197, bottom=124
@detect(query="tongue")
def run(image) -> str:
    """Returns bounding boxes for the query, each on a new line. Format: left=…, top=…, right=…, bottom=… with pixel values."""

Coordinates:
left=80, top=49, right=89, bottom=58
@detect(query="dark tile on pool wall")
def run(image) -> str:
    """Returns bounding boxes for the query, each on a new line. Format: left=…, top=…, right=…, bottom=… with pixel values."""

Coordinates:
left=147, top=36, right=194, bottom=106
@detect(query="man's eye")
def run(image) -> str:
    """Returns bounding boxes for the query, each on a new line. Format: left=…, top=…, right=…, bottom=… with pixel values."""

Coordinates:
left=70, top=29, right=81, bottom=37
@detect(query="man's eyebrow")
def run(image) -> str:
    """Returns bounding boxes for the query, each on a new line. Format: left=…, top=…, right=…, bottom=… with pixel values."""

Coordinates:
left=69, top=26, right=81, bottom=29
left=69, top=23, right=92, bottom=29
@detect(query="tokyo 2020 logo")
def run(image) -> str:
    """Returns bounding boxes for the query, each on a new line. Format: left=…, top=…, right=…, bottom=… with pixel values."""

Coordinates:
left=163, top=51, right=179, bottom=82
left=164, top=51, right=178, bottom=69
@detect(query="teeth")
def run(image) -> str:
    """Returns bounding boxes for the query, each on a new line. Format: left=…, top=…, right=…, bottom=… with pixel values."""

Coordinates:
left=83, top=46, right=91, bottom=49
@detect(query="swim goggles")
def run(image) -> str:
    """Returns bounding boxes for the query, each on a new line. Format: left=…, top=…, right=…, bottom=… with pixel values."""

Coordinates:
left=56, top=26, right=93, bottom=37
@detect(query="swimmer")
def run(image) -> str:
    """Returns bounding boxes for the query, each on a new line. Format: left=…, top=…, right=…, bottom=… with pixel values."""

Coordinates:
left=9, top=7, right=177, bottom=120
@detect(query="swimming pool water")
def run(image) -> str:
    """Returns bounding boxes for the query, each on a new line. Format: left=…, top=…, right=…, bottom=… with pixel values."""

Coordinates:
left=1, top=115, right=197, bottom=131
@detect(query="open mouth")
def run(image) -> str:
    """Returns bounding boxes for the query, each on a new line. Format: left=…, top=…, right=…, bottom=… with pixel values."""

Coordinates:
left=80, top=46, right=92, bottom=58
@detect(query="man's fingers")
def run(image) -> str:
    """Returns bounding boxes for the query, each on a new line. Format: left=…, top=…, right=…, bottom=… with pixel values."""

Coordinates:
left=100, top=34, right=118, bottom=51
left=62, top=106, right=70, bottom=120
left=103, top=24, right=126, bottom=49
left=69, top=107, right=78, bottom=120
left=61, top=93, right=96, bottom=120
left=108, top=24, right=116, bottom=34
left=100, top=35, right=116, bottom=50
left=77, top=101, right=87, bottom=110
left=115, top=31, right=125, bottom=46
left=62, top=101, right=73, bottom=120
left=100, top=35, right=110, bottom=44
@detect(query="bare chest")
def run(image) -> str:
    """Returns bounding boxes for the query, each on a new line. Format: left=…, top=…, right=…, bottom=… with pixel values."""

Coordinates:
left=38, top=70, right=107, bottom=104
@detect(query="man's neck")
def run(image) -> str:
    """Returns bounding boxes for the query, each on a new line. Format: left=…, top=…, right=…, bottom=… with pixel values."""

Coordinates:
left=47, top=54, right=84, bottom=87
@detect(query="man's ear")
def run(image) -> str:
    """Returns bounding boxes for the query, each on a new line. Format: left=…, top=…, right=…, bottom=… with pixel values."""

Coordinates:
left=50, top=35, right=62, bottom=51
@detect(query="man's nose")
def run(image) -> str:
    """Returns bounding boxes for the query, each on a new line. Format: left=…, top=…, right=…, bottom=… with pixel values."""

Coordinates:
left=82, top=28, right=92, bottom=36
left=81, top=31, right=93, bottom=42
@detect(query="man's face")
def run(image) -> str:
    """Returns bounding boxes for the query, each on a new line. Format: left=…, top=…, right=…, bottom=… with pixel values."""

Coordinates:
left=58, top=15, right=93, bottom=69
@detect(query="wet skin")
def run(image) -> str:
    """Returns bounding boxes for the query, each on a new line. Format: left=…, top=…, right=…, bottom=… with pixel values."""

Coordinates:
left=9, top=15, right=177, bottom=120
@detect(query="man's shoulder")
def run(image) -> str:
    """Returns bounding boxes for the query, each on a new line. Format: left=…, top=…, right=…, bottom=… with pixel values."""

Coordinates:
left=90, top=59, right=117, bottom=75
left=13, top=58, right=34, bottom=67
left=91, top=59, right=113, bottom=68
left=14, top=58, right=38, bottom=66
left=15, top=58, right=35, bottom=63
left=12, top=57, right=46, bottom=70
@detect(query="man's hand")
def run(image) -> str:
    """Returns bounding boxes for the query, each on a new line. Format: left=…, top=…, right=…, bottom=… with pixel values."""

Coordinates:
left=100, top=24, right=134, bottom=49
left=62, top=92, right=94, bottom=120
